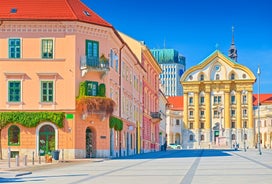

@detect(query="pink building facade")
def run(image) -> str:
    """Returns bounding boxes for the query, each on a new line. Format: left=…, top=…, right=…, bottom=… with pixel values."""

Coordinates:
left=0, top=0, right=147, bottom=159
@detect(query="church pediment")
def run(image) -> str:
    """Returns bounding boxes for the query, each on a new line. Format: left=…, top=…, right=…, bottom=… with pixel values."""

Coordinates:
left=180, top=50, right=256, bottom=83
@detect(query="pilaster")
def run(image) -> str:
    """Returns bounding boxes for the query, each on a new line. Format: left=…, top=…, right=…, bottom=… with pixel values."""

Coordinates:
left=224, top=92, right=230, bottom=128
left=194, top=92, right=199, bottom=129
left=205, top=91, right=211, bottom=129
left=248, top=91, right=253, bottom=128
left=236, top=91, right=241, bottom=129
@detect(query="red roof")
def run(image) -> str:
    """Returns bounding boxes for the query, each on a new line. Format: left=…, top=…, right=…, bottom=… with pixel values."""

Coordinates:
left=167, top=96, right=183, bottom=111
left=253, top=94, right=272, bottom=106
left=0, top=0, right=112, bottom=27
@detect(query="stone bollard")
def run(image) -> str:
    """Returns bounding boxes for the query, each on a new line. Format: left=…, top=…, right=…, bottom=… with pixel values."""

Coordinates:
left=15, top=155, right=19, bottom=167
left=8, top=147, right=11, bottom=168
left=39, top=155, right=41, bottom=164
left=32, top=151, right=35, bottom=165
left=24, top=155, right=27, bottom=166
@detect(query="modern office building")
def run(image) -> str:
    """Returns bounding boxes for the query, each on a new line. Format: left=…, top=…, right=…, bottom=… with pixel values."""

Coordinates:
left=151, top=49, right=186, bottom=96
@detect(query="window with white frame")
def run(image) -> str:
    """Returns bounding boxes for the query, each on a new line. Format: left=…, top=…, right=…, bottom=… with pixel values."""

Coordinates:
left=231, top=109, right=236, bottom=117
left=242, top=95, right=247, bottom=104
left=213, top=96, right=222, bottom=104
left=200, top=96, right=205, bottom=105
left=41, top=39, right=53, bottom=59
left=189, top=97, right=193, bottom=105
left=9, top=38, right=21, bottom=59
left=189, top=110, right=194, bottom=118
left=231, top=95, right=236, bottom=104
left=243, top=109, right=247, bottom=117
left=41, top=81, right=54, bottom=102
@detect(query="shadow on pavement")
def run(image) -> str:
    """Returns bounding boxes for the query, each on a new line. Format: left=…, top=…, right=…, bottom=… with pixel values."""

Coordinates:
left=0, top=174, right=89, bottom=183
left=114, top=149, right=237, bottom=160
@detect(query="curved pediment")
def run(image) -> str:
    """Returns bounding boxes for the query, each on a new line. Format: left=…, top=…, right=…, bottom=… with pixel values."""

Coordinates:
left=180, top=50, right=256, bottom=83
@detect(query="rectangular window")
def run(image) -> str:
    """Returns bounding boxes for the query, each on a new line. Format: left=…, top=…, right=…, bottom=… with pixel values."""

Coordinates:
left=9, top=38, right=21, bottom=58
left=242, top=95, right=247, bottom=104
left=231, top=110, right=236, bottom=117
left=243, top=121, right=247, bottom=128
left=231, top=122, right=235, bottom=128
left=41, top=81, right=54, bottom=102
left=243, top=109, right=247, bottom=117
left=214, top=96, right=222, bottom=104
left=213, top=110, right=219, bottom=118
left=176, top=119, right=180, bottom=126
left=189, top=111, right=194, bottom=118
left=42, top=39, right=53, bottom=59
left=200, top=96, right=204, bottom=105
left=8, top=81, right=21, bottom=102
left=189, top=123, right=193, bottom=129
left=200, top=111, right=205, bottom=118
left=214, top=96, right=218, bottom=104
left=218, top=96, right=222, bottom=104
left=231, top=95, right=236, bottom=104
left=200, top=122, right=204, bottom=129
left=189, top=97, right=193, bottom=105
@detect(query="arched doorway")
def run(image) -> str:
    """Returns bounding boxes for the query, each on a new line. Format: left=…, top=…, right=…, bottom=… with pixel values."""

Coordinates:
left=86, top=127, right=95, bottom=158
left=39, top=125, right=55, bottom=156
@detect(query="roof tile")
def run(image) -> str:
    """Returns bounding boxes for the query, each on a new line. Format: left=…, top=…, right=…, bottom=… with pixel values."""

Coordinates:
left=0, top=0, right=112, bottom=27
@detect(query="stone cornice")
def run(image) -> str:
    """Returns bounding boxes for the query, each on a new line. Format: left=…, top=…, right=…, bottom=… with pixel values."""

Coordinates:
left=0, top=21, right=110, bottom=39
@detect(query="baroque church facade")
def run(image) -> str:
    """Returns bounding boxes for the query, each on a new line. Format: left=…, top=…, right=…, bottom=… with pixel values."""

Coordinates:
left=180, top=34, right=256, bottom=149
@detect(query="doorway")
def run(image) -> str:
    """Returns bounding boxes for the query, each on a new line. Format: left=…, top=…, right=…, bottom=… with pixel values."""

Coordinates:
left=86, top=127, right=95, bottom=158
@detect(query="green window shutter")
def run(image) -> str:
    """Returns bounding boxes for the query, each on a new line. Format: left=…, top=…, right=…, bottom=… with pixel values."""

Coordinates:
left=98, top=83, right=106, bottom=97
left=8, top=81, right=21, bottom=102
left=9, top=39, right=21, bottom=59
left=79, top=81, right=87, bottom=96
left=41, top=81, right=54, bottom=102
left=42, top=39, right=53, bottom=59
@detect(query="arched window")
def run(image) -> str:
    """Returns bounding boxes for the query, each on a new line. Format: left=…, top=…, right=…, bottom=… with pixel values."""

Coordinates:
left=8, top=125, right=20, bottom=146
left=231, top=134, right=236, bottom=140
left=39, top=125, right=55, bottom=156
left=200, top=74, right=204, bottom=81
left=231, top=73, right=235, bottom=80
left=189, top=134, right=194, bottom=141
left=216, top=74, right=220, bottom=80
left=200, top=135, right=205, bottom=141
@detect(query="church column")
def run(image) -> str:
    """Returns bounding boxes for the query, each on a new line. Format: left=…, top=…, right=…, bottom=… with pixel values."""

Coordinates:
left=194, top=92, right=199, bottom=129
left=205, top=92, right=211, bottom=129
left=224, top=92, right=230, bottom=129
left=205, top=86, right=211, bottom=144
left=247, top=91, right=253, bottom=129
left=236, top=91, right=242, bottom=129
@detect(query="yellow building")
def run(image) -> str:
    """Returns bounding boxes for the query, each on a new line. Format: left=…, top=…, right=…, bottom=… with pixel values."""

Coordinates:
left=180, top=50, right=256, bottom=149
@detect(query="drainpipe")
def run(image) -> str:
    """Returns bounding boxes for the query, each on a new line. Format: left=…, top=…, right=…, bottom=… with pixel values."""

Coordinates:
left=119, top=44, right=125, bottom=157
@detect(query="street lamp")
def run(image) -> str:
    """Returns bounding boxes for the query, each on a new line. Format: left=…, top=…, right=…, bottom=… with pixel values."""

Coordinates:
left=257, top=65, right=262, bottom=155
left=219, top=106, right=224, bottom=137
left=243, top=122, right=246, bottom=152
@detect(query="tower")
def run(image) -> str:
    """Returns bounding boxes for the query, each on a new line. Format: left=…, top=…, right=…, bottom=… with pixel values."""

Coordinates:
left=228, top=26, right=238, bottom=62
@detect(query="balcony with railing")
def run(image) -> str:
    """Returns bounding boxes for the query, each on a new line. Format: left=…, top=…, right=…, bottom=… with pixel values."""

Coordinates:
left=80, top=54, right=109, bottom=77
left=77, top=81, right=116, bottom=120
left=150, top=112, right=162, bottom=123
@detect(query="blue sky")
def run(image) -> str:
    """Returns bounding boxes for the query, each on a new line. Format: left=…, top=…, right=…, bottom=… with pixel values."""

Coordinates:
left=83, top=0, right=272, bottom=94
